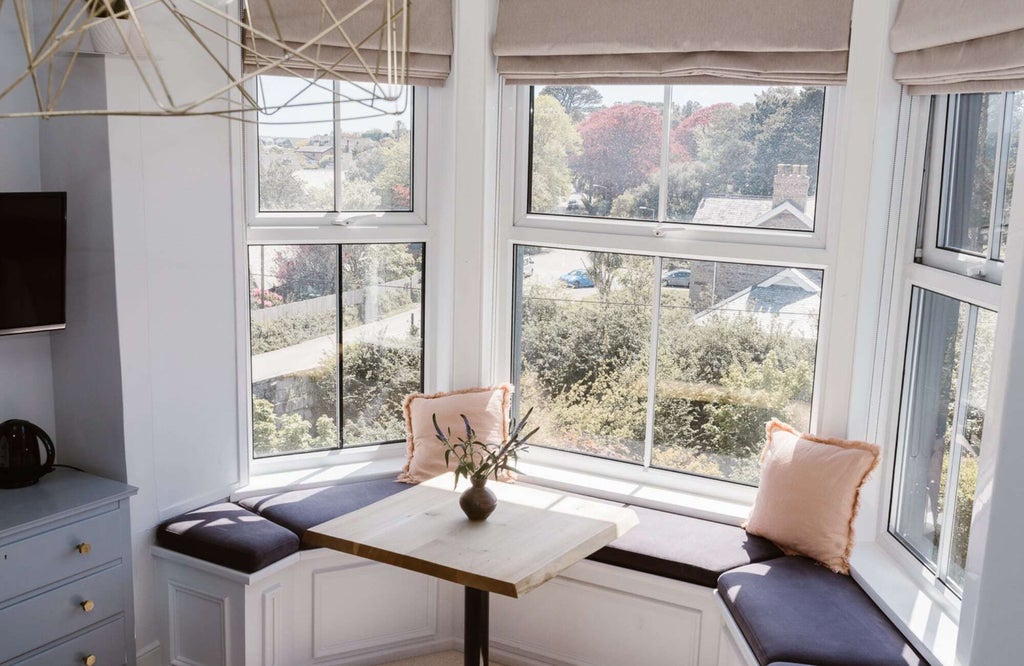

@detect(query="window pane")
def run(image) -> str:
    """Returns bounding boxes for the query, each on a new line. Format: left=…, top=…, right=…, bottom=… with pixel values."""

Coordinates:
left=514, top=247, right=653, bottom=463
left=946, top=307, right=997, bottom=589
left=341, top=243, right=424, bottom=445
left=893, top=290, right=966, bottom=567
left=249, top=243, right=425, bottom=458
left=337, top=83, right=413, bottom=212
left=250, top=245, right=339, bottom=457
left=530, top=86, right=663, bottom=219
left=892, top=288, right=996, bottom=591
left=999, top=91, right=1023, bottom=260
left=257, top=76, right=335, bottom=212
left=653, top=261, right=822, bottom=483
left=667, top=86, right=824, bottom=230
left=940, top=93, right=1001, bottom=256
left=528, top=85, right=825, bottom=231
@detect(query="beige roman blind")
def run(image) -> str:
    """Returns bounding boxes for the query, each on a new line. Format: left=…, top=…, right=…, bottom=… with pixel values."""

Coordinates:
left=492, top=0, right=854, bottom=85
left=891, top=0, right=1024, bottom=95
left=243, top=0, right=453, bottom=87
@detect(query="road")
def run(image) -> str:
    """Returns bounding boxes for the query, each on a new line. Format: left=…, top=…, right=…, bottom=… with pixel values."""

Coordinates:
left=251, top=306, right=421, bottom=383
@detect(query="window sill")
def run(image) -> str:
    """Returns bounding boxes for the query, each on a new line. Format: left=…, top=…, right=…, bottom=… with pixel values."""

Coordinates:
left=516, top=457, right=753, bottom=525
left=234, top=450, right=408, bottom=501
left=850, top=542, right=960, bottom=666
left=238, top=447, right=753, bottom=524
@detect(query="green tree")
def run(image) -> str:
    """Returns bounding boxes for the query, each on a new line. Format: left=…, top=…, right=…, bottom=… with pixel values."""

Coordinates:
left=258, top=156, right=306, bottom=210
left=530, top=95, right=581, bottom=211
left=275, top=245, right=338, bottom=302
left=583, top=251, right=623, bottom=300
left=746, top=87, right=825, bottom=196
left=539, top=85, right=603, bottom=121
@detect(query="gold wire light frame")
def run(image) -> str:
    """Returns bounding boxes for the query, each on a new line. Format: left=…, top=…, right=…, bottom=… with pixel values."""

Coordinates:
left=0, top=0, right=411, bottom=121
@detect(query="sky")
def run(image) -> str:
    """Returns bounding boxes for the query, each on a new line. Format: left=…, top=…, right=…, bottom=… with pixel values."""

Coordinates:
left=256, top=76, right=781, bottom=138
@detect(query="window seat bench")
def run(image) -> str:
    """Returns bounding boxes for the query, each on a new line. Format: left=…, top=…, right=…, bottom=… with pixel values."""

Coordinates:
left=153, top=478, right=928, bottom=666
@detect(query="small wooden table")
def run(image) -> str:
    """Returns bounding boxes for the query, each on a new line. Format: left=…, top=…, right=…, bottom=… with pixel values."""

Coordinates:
left=306, top=474, right=638, bottom=666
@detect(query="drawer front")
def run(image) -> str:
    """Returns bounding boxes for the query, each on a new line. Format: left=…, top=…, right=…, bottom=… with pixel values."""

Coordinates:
left=0, top=565, right=125, bottom=662
left=14, top=616, right=125, bottom=666
left=0, top=509, right=124, bottom=601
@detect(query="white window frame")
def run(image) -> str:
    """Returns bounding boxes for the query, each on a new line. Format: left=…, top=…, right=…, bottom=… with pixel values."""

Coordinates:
left=235, top=81, right=445, bottom=478
left=919, top=93, right=1019, bottom=284
left=869, top=94, right=1002, bottom=621
left=490, top=84, right=850, bottom=509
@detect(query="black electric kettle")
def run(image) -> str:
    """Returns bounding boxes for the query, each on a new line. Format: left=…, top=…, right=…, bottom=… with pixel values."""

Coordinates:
left=0, top=419, right=55, bottom=488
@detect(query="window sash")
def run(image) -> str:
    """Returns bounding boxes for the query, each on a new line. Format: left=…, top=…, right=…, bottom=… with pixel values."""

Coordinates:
left=920, top=92, right=1019, bottom=284
left=509, top=243, right=823, bottom=486
left=244, top=81, right=429, bottom=228
left=510, top=86, right=841, bottom=252
left=248, top=242, right=426, bottom=460
left=889, top=286, right=991, bottom=595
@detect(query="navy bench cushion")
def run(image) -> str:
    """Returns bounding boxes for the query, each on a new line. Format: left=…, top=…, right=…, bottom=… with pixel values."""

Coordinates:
left=719, top=556, right=927, bottom=666
left=239, top=478, right=409, bottom=546
left=156, top=502, right=299, bottom=574
left=587, top=505, right=784, bottom=587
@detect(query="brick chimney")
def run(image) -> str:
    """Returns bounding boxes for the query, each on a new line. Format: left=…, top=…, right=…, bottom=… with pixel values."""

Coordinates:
left=772, top=164, right=810, bottom=212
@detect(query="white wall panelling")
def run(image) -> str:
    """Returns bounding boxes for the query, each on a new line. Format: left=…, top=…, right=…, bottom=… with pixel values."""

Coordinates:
left=153, top=545, right=759, bottom=666
left=154, top=548, right=452, bottom=666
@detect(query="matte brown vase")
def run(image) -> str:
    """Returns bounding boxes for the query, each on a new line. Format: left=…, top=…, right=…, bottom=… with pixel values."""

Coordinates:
left=460, top=477, right=497, bottom=521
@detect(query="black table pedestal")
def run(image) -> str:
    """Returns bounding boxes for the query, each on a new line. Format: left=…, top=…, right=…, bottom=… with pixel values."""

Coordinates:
left=464, top=587, right=489, bottom=666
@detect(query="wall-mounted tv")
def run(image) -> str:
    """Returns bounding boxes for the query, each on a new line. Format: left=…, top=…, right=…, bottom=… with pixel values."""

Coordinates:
left=0, top=192, right=67, bottom=336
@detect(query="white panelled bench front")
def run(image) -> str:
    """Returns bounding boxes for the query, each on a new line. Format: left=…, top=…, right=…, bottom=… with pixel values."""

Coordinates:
left=152, top=477, right=927, bottom=666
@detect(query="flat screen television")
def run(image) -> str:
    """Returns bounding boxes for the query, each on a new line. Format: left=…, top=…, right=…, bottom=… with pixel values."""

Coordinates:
left=0, top=192, right=67, bottom=336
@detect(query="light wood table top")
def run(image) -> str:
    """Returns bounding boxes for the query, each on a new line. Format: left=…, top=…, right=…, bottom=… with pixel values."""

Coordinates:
left=305, top=474, right=638, bottom=598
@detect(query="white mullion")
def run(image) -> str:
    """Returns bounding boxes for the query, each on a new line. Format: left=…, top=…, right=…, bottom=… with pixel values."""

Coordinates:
left=643, top=256, right=663, bottom=469
left=988, top=93, right=1013, bottom=261
left=657, top=86, right=671, bottom=222
left=936, top=305, right=977, bottom=581
left=890, top=286, right=924, bottom=536
left=333, top=80, right=343, bottom=213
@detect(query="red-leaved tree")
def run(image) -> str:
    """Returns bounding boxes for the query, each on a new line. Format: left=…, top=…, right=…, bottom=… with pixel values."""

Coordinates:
left=671, top=102, right=736, bottom=163
left=571, top=104, right=662, bottom=213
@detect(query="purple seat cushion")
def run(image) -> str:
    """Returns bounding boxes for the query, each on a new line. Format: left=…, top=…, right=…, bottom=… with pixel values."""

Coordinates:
left=156, top=502, right=299, bottom=573
left=587, top=505, right=784, bottom=587
left=719, top=557, right=927, bottom=666
left=239, top=478, right=409, bottom=546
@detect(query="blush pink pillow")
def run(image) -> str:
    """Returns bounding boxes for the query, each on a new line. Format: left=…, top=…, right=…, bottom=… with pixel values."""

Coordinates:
left=397, top=385, right=513, bottom=484
left=745, top=419, right=880, bottom=574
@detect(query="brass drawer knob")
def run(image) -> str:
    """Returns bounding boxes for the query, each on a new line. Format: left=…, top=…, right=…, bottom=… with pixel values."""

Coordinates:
left=76, top=542, right=91, bottom=555
left=81, top=599, right=95, bottom=612
left=83, top=655, right=97, bottom=666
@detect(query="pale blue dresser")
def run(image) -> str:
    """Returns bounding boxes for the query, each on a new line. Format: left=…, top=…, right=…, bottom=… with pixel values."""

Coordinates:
left=0, top=469, right=136, bottom=665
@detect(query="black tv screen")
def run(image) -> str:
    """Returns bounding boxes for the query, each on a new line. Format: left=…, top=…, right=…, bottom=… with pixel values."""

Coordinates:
left=0, top=192, right=67, bottom=335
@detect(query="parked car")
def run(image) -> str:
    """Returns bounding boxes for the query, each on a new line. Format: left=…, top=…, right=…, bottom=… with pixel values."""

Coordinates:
left=566, top=198, right=581, bottom=212
left=559, top=268, right=594, bottom=289
left=662, top=268, right=691, bottom=288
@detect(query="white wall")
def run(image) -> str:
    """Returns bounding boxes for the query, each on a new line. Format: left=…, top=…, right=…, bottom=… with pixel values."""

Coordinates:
left=0, top=5, right=57, bottom=440
left=102, top=14, right=243, bottom=659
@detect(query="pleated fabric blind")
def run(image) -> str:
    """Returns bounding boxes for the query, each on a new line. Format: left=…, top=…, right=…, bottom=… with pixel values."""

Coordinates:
left=492, top=0, right=854, bottom=85
left=243, top=0, right=453, bottom=87
left=890, top=0, right=1024, bottom=94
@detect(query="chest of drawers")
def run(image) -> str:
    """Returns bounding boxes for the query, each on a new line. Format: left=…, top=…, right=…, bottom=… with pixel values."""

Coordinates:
left=0, top=470, right=136, bottom=665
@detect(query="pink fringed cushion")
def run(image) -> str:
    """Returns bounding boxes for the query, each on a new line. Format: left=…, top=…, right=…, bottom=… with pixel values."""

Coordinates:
left=397, top=385, right=513, bottom=484
left=745, top=419, right=880, bottom=574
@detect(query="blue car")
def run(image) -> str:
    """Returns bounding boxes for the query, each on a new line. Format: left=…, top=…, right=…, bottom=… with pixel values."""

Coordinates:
left=559, top=268, right=594, bottom=289
left=661, top=268, right=691, bottom=288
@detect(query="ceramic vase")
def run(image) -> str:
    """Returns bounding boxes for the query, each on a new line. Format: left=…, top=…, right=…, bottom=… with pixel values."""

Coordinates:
left=459, top=476, right=497, bottom=521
